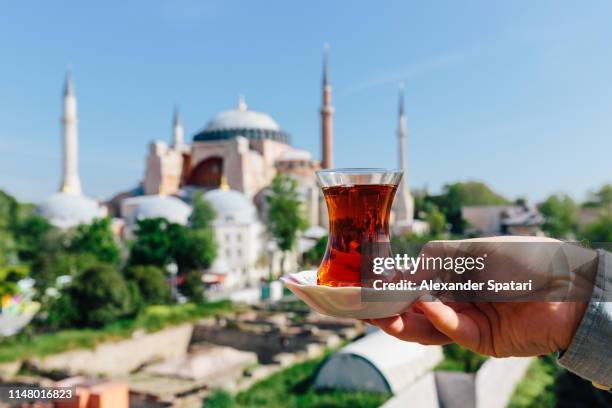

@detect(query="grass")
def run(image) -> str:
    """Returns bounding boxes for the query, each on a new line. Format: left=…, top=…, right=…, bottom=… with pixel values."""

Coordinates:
left=507, top=355, right=560, bottom=408
left=508, top=354, right=612, bottom=408
left=203, top=353, right=391, bottom=408
left=0, top=300, right=234, bottom=363
left=435, top=343, right=488, bottom=373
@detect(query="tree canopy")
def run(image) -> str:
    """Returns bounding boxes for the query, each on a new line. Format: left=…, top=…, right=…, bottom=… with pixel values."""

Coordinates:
left=538, top=194, right=578, bottom=239
left=583, top=184, right=612, bottom=209
left=426, top=181, right=509, bottom=234
left=64, top=263, right=134, bottom=327
left=266, top=175, right=308, bottom=252
left=189, top=193, right=217, bottom=230
left=69, top=217, right=121, bottom=265
left=581, top=211, right=612, bottom=243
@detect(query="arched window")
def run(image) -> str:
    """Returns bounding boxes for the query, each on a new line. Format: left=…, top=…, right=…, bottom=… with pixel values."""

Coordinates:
left=186, top=157, right=223, bottom=188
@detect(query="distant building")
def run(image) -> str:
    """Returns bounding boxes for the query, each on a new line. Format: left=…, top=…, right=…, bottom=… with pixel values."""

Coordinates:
left=314, top=330, right=442, bottom=394
left=142, top=96, right=321, bottom=228
left=37, top=71, right=105, bottom=229
left=462, top=205, right=544, bottom=236
left=201, top=181, right=270, bottom=288
left=120, top=194, right=192, bottom=238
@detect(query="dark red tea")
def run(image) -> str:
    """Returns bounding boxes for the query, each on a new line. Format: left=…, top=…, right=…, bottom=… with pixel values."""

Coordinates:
left=318, top=184, right=398, bottom=287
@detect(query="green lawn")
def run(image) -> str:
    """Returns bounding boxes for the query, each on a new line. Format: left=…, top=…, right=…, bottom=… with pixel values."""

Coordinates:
left=508, top=354, right=612, bottom=408
left=204, top=353, right=391, bottom=408
left=0, top=301, right=234, bottom=363
left=435, top=343, right=488, bottom=373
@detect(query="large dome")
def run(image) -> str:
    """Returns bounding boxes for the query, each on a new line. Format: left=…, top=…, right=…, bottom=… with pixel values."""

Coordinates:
left=37, top=193, right=104, bottom=229
left=193, top=97, right=289, bottom=144
left=203, top=188, right=257, bottom=224
left=205, top=109, right=280, bottom=132
left=122, top=195, right=192, bottom=226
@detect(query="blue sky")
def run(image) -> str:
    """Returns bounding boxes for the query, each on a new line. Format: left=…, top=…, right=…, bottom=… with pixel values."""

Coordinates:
left=1, top=0, right=611, bottom=204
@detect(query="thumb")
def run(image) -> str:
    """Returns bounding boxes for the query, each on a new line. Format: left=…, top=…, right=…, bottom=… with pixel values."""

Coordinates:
left=417, top=301, right=480, bottom=350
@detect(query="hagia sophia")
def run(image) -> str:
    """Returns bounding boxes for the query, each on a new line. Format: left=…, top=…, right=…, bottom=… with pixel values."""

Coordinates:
left=37, top=47, right=420, bottom=289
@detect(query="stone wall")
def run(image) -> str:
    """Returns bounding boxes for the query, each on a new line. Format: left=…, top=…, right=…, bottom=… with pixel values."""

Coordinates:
left=192, top=324, right=319, bottom=364
left=28, top=324, right=193, bottom=376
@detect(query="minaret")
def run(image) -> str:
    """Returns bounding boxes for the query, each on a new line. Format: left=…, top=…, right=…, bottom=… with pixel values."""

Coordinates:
left=60, top=69, right=82, bottom=195
left=172, top=107, right=184, bottom=149
left=320, top=43, right=334, bottom=169
left=398, top=82, right=407, bottom=183
left=393, top=82, right=414, bottom=225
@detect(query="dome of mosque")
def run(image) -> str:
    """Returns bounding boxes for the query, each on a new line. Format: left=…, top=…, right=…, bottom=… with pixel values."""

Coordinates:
left=193, top=96, right=289, bottom=144
left=37, top=193, right=104, bottom=229
left=122, top=195, right=192, bottom=225
left=203, top=187, right=257, bottom=224
left=206, top=109, right=280, bottom=132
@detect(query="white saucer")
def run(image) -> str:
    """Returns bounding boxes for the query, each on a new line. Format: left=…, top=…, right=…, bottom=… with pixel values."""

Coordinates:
left=281, top=270, right=422, bottom=319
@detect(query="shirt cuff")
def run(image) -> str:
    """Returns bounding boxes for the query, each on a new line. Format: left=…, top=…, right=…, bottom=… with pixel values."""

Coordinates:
left=558, top=249, right=612, bottom=387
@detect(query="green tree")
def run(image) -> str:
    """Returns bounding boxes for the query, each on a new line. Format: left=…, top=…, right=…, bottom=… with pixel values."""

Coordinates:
left=584, top=184, right=612, bottom=208
left=129, top=217, right=215, bottom=303
left=28, top=228, right=75, bottom=289
left=0, top=190, right=20, bottom=267
left=69, top=217, right=121, bottom=265
left=125, top=265, right=170, bottom=305
left=0, top=190, right=19, bottom=231
left=45, top=290, right=81, bottom=330
left=130, top=218, right=216, bottom=270
left=0, top=265, right=29, bottom=297
left=176, top=228, right=217, bottom=271
left=266, top=175, right=308, bottom=275
left=13, top=214, right=52, bottom=263
left=67, top=263, right=134, bottom=327
left=0, top=230, right=17, bottom=267
left=426, top=207, right=447, bottom=238
left=180, top=269, right=205, bottom=304
left=581, top=211, right=612, bottom=243
left=428, top=181, right=509, bottom=234
left=189, top=193, right=217, bottom=230
left=129, top=218, right=181, bottom=267
left=302, top=236, right=328, bottom=267
left=539, top=194, right=578, bottom=239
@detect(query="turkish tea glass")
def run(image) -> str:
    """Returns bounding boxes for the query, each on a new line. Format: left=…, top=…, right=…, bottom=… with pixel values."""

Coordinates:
left=316, top=168, right=403, bottom=287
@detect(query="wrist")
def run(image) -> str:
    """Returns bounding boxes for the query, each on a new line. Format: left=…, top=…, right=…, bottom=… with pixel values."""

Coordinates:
left=557, top=301, right=588, bottom=351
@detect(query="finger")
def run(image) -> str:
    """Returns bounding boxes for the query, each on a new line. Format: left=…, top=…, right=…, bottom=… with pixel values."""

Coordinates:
left=417, top=301, right=480, bottom=349
left=370, top=312, right=452, bottom=345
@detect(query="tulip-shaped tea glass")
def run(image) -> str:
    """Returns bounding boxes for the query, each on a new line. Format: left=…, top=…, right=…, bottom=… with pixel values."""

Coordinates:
left=316, top=168, right=403, bottom=287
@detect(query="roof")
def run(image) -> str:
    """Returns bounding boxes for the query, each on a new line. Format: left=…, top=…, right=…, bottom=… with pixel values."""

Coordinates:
left=193, top=99, right=289, bottom=144
left=203, top=188, right=257, bottom=224
left=206, top=108, right=280, bottom=132
left=313, top=330, right=443, bottom=394
left=462, top=205, right=543, bottom=234
left=122, top=195, right=192, bottom=225
left=37, top=192, right=104, bottom=229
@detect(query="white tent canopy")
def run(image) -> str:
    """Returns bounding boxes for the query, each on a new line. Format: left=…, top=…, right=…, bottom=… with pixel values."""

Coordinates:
left=314, top=330, right=443, bottom=394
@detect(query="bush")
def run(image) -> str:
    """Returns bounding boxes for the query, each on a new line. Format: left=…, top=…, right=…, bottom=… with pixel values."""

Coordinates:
left=435, top=344, right=488, bottom=373
left=180, top=269, right=205, bottom=303
left=125, top=265, right=170, bottom=305
left=69, top=218, right=121, bottom=265
left=45, top=291, right=81, bottom=330
left=203, top=389, right=234, bottom=408
left=68, top=263, right=134, bottom=327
